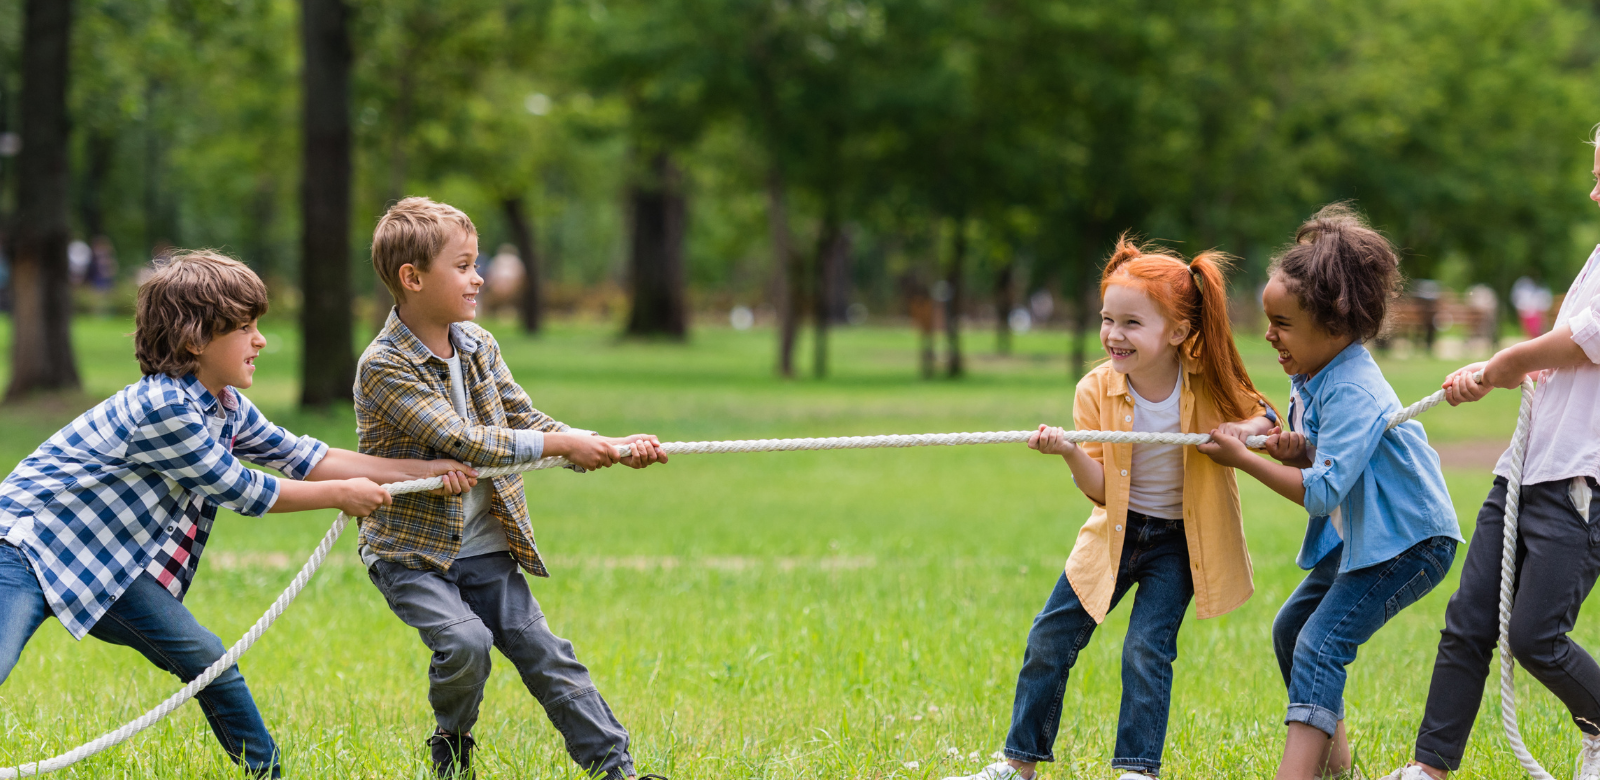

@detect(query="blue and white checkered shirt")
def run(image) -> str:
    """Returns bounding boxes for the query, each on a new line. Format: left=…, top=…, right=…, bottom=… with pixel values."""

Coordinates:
left=0, top=373, right=327, bottom=638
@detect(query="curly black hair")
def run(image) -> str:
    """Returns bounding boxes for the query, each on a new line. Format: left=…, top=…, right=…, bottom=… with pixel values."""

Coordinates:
left=1268, top=202, right=1403, bottom=342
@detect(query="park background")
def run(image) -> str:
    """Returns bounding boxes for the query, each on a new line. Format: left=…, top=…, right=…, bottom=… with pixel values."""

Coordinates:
left=1, top=0, right=1600, bottom=777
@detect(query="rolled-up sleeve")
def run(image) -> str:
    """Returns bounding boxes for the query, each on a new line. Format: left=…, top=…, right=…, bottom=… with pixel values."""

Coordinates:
left=232, top=397, right=329, bottom=479
left=1300, top=384, right=1390, bottom=518
left=1568, top=306, right=1600, bottom=364
left=126, top=403, right=279, bottom=517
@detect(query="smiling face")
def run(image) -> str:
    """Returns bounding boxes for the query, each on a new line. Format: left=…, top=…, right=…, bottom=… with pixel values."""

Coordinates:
left=1262, top=273, right=1352, bottom=377
left=1100, top=283, right=1189, bottom=380
left=193, top=318, right=266, bottom=394
left=399, top=227, right=483, bottom=324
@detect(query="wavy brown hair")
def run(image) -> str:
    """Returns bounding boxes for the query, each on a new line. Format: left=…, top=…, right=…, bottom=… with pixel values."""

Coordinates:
left=1268, top=202, right=1402, bottom=342
left=134, top=250, right=268, bottom=377
left=1101, top=235, right=1274, bottom=421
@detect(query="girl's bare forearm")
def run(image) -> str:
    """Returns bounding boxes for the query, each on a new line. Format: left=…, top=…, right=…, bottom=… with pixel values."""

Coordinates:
left=1237, top=455, right=1306, bottom=506
left=1063, top=449, right=1107, bottom=505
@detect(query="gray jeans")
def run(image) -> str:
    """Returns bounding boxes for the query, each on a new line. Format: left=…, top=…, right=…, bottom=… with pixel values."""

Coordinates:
left=368, top=552, right=634, bottom=779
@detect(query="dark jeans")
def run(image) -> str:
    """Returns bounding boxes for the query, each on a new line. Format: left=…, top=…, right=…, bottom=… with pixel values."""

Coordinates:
left=1004, top=512, right=1193, bottom=775
left=1274, top=535, right=1456, bottom=737
left=0, top=541, right=280, bottom=778
left=1415, top=477, right=1600, bottom=771
left=368, top=551, right=634, bottom=780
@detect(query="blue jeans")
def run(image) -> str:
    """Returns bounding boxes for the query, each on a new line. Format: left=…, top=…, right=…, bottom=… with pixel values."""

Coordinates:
left=1005, top=512, right=1193, bottom=775
left=1274, top=535, right=1456, bottom=736
left=0, top=541, right=281, bottom=777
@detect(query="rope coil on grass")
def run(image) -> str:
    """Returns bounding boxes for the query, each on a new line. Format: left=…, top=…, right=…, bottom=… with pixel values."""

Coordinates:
left=1, top=375, right=1548, bottom=778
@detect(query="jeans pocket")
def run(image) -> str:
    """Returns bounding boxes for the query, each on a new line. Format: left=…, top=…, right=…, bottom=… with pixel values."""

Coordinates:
left=0, top=542, right=30, bottom=573
left=1384, top=568, right=1437, bottom=622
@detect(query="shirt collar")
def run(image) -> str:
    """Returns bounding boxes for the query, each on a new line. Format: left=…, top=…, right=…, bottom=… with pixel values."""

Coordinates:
left=175, top=373, right=237, bottom=414
left=1295, top=341, right=1367, bottom=395
left=1104, top=356, right=1197, bottom=397
left=380, top=307, right=481, bottom=364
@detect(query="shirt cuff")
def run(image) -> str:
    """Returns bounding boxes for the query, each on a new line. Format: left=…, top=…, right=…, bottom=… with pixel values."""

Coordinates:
left=278, top=437, right=331, bottom=481
left=1300, top=466, right=1333, bottom=518
left=250, top=474, right=282, bottom=518
left=515, top=430, right=545, bottom=462
left=1569, top=307, right=1600, bottom=364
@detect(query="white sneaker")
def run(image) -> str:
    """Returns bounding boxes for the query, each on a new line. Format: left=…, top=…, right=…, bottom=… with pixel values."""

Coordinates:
left=942, top=762, right=1032, bottom=780
left=1577, top=734, right=1600, bottom=780
left=1117, top=772, right=1156, bottom=780
left=1376, top=766, right=1431, bottom=780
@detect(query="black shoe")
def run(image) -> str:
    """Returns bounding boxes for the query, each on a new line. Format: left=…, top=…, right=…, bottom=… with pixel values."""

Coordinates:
left=426, top=730, right=475, bottom=779
left=637, top=775, right=670, bottom=780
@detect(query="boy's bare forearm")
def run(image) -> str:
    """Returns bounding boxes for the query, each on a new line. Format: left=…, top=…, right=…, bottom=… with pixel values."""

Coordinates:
left=269, top=480, right=341, bottom=514
left=306, top=449, right=432, bottom=484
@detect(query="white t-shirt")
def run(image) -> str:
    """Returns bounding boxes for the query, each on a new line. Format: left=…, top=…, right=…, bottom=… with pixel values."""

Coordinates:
left=360, top=337, right=509, bottom=567
left=443, top=350, right=511, bottom=559
left=1127, top=374, right=1184, bottom=520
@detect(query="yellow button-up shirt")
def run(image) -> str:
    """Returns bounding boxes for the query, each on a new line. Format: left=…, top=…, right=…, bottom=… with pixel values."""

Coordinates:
left=1063, top=361, right=1269, bottom=623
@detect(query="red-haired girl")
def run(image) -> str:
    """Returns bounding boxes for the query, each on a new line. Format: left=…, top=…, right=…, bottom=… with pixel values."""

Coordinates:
left=948, top=238, right=1277, bottom=780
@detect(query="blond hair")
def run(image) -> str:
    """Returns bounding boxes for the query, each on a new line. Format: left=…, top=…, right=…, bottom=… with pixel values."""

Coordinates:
left=371, top=197, right=478, bottom=302
left=134, top=250, right=269, bottom=378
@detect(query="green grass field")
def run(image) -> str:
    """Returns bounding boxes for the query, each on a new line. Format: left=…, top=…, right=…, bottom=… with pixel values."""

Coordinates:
left=0, top=315, right=1577, bottom=779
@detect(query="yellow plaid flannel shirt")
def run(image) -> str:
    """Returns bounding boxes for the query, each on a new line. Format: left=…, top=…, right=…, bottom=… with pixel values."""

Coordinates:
left=354, top=309, right=568, bottom=576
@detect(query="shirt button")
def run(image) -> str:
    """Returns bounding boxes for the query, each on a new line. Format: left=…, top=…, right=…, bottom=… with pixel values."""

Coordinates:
left=1115, top=525, right=1123, bottom=532
left=1121, top=469, right=1128, bottom=476
left=1324, top=459, right=1332, bottom=466
left=1124, top=415, right=1132, bottom=423
left=165, top=525, right=175, bottom=533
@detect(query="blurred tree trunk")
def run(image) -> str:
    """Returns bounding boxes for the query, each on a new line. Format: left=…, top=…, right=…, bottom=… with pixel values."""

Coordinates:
left=502, top=196, right=542, bottom=334
left=299, top=0, right=355, bottom=407
left=767, top=167, right=799, bottom=377
left=995, top=258, right=1014, bottom=355
left=6, top=0, right=79, bottom=401
left=811, top=204, right=842, bottom=379
left=624, top=150, right=687, bottom=338
left=944, top=217, right=967, bottom=378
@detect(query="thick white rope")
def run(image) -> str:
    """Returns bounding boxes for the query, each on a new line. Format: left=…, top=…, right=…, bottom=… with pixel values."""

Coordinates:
left=1496, top=379, right=1549, bottom=778
left=0, top=379, right=1483, bottom=776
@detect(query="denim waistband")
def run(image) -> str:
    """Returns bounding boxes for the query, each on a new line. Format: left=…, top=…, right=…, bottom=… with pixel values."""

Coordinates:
left=1125, top=509, right=1182, bottom=525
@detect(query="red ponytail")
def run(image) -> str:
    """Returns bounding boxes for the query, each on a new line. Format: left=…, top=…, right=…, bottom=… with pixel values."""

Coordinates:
left=1100, top=234, right=1274, bottom=422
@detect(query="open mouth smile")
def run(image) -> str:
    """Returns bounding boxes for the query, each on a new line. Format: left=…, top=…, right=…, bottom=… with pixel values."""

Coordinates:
left=1108, top=347, right=1134, bottom=358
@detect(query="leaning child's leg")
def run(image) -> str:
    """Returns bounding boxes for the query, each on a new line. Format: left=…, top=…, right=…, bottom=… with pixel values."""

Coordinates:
left=87, top=575, right=280, bottom=778
left=1002, top=573, right=1108, bottom=768
left=1111, top=519, right=1194, bottom=776
left=0, top=542, right=52, bottom=686
left=455, top=553, right=636, bottom=780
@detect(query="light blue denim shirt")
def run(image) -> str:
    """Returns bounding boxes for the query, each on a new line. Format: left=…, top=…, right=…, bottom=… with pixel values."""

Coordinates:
left=1290, top=342, right=1462, bottom=572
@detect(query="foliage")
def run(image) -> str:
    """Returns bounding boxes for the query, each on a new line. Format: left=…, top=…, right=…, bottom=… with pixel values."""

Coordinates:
left=0, top=0, right=1595, bottom=332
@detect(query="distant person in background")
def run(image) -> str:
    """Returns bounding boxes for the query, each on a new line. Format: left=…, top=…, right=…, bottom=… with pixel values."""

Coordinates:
left=1513, top=276, right=1554, bottom=338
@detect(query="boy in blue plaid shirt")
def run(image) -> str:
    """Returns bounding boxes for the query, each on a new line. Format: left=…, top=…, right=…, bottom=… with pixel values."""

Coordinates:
left=0, top=250, right=476, bottom=778
left=356, top=198, right=667, bottom=780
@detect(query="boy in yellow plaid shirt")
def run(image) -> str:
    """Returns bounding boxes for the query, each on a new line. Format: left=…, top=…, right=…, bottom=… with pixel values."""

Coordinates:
left=355, top=197, right=668, bottom=780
